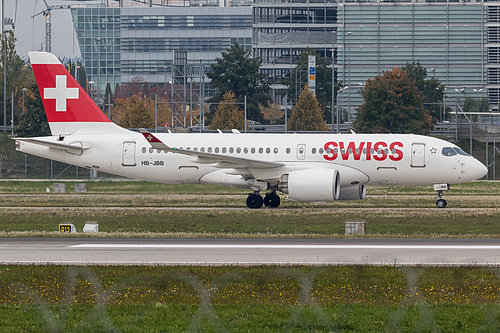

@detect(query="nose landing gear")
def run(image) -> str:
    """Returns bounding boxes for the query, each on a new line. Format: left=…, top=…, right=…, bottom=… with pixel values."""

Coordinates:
left=434, top=184, right=449, bottom=208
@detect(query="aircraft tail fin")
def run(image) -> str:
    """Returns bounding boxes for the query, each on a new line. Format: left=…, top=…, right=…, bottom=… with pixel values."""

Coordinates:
left=29, top=51, right=126, bottom=136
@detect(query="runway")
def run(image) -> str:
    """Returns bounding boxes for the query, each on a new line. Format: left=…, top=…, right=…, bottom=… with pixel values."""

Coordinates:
left=1, top=237, right=500, bottom=266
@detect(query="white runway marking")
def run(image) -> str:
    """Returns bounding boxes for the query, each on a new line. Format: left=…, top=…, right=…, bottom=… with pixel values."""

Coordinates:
left=70, top=244, right=500, bottom=250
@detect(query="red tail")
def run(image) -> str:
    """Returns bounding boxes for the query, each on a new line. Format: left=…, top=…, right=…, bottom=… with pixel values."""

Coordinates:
left=29, top=52, right=121, bottom=135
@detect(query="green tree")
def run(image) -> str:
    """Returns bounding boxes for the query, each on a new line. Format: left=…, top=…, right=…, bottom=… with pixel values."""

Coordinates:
left=206, top=42, right=270, bottom=123
left=287, top=86, right=328, bottom=131
left=0, top=30, right=28, bottom=131
left=281, top=49, right=333, bottom=121
left=209, top=91, right=245, bottom=130
left=14, top=81, right=50, bottom=137
left=464, top=97, right=490, bottom=113
left=353, top=68, right=434, bottom=134
left=402, top=62, right=445, bottom=121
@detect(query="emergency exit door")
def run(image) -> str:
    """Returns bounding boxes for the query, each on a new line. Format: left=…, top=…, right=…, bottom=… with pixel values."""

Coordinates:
left=411, top=143, right=426, bottom=167
left=122, top=142, right=136, bottom=166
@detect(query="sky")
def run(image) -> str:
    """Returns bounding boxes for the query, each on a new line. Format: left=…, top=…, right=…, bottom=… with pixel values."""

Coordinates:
left=4, top=0, right=104, bottom=61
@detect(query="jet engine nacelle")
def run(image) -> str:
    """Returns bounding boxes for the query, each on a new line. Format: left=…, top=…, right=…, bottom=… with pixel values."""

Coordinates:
left=337, top=185, right=366, bottom=201
left=279, top=169, right=340, bottom=202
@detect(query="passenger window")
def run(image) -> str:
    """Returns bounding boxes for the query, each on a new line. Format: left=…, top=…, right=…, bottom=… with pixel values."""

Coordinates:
left=266, top=148, right=271, bottom=154
left=251, top=148, right=256, bottom=154
left=208, top=147, right=212, bottom=153
left=142, top=147, right=146, bottom=153
left=312, top=148, right=317, bottom=154
left=319, top=148, right=324, bottom=154
left=229, top=147, right=234, bottom=154
left=286, top=148, right=291, bottom=154
left=237, top=147, right=241, bottom=154
left=222, top=147, right=227, bottom=153
left=442, top=147, right=457, bottom=156
left=157, top=149, right=161, bottom=153
left=149, top=147, right=153, bottom=154
left=200, top=147, right=205, bottom=152
left=259, top=148, right=263, bottom=154
left=244, top=147, right=248, bottom=154
left=193, top=147, right=198, bottom=152
left=274, top=148, right=279, bottom=154
left=215, top=147, right=220, bottom=153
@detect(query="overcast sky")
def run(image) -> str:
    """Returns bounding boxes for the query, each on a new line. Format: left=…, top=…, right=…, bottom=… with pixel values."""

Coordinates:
left=4, top=0, right=104, bottom=61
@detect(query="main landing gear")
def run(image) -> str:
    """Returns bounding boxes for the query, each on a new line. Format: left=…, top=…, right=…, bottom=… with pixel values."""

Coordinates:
left=434, top=184, right=449, bottom=208
left=246, top=191, right=281, bottom=209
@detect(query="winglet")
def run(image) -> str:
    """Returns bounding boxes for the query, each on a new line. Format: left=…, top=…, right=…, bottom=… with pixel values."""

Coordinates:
left=140, top=128, right=173, bottom=151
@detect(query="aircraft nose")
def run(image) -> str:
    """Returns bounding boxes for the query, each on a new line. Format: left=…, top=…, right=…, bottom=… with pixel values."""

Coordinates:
left=477, top=160, right=488, bottom=179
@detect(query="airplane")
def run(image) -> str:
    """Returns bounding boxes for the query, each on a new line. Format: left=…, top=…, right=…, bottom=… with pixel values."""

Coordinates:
left=15, top=51, right=488, bottom=209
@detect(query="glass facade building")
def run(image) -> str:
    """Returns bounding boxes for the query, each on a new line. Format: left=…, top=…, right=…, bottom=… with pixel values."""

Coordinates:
left=253, top=0, right=500, bottom=115
left=71, top=6, right=252, bottom=94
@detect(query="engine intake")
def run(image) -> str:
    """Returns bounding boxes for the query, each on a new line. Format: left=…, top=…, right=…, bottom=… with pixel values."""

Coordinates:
left=279, top=169, right=340, bottom=202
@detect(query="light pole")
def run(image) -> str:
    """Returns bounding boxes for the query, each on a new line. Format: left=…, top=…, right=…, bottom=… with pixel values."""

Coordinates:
left=96, top=37, right=101, bottom=109
left=347, top=31, right=352, bottom=124
left=442, top=87, right=446, bottom=122
left=22, top=88, right=27, bottom=114
left=331, top=31, right=336, bottom=133
left=454, top=87, right=464, bottom=140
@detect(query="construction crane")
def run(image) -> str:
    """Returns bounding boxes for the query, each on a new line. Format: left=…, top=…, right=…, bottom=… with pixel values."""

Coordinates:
left=32, top=0, right=104, bottom=53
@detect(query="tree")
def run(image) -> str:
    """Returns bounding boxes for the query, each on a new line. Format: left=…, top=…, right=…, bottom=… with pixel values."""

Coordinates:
left=281, top=49, right=333, bottom=121
left=0, top=30, right=29, bottom=131
left=260, top=102, right=283, bottom=125
left=209, top=91, right=245, bottom=130
left=287, top=86, right=328, bottom=131
left=206, top=42, right=270, bottom=123
left=14, top=81, right=50, bottom=137
left=464, top=97, right=490, bottom=113
left=402, top=62, right=445, bottom=121
left=353, top=68, right=434, bottom=134
left=112, top=94, right=171, bottom=128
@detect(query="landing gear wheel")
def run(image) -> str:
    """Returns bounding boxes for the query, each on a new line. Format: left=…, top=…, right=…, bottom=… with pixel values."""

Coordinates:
left=436, top=198, right=447, bottom=209
left=264, top=192, right=281, bottom=208
left=246, top=193, right=264, bottom=209
left=435, top=188, right=448, bottom=208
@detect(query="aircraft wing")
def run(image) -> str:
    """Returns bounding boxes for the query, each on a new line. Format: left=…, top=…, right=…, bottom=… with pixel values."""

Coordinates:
left=15, top=137, right=91, bottom=152
left=140, top=129, right=283, bottom=170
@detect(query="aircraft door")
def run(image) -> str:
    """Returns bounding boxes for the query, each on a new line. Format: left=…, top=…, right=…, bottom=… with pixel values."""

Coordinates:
left=297, top=144, right=306, bottom=160
left=122, top=142, right=136, bottom=166
left=411, top=143, right=426, bottom=167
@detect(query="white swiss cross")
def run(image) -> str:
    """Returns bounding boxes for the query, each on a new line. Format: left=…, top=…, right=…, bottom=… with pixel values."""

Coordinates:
left=44, top=75, right=79, bottom=112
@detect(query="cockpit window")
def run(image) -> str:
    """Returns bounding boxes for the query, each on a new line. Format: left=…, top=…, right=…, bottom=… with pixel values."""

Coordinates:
left=453, top=147, right=470, bottom=156
left=442, top=147, right=457, bottom=156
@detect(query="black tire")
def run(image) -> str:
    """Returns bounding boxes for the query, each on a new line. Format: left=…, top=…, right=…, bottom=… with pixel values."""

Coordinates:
left=436, top=199, right=447, bottom=208
left=246, top=193, right=264, bottom=209
left=264, top=193, right=281, bottom=208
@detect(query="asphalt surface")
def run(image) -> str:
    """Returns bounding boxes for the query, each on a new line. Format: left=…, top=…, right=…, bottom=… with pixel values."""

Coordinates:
left=1, top=237, right=500, bottom=266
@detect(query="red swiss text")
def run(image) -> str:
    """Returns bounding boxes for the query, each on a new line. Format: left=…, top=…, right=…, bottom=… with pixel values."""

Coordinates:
left=323, top=141, right=404, bottom=162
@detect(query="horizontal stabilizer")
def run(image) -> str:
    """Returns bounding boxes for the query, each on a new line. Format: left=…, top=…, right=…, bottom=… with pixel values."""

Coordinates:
left=15, top=138, right=91, bottom=152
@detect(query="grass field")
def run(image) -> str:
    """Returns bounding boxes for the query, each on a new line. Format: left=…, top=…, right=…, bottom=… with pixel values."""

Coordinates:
left=1, top=181, right=500, bottom=331
left=2, top=265, right=500, bottom=332
left=0, top=180, right=499, bottom=238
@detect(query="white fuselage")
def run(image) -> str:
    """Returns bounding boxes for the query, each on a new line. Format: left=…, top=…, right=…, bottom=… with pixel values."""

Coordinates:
left=17, top=131, right=486, bottom=188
